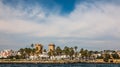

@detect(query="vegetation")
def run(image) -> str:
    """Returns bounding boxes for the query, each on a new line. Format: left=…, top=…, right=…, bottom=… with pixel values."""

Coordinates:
left=48, top=49, right=55, bottom=56
left=112, top=52, right=120, bottom=59
left=7, top=55, right=21, bottom=59
left=2, top=43, right=120, bottom=63
left=55, top=46, right=62, bottom=55
left=74, top=46, right=78, bottom=57
left=79, top=48, right=93, bottom=59
left=103, top=54, right=111, bottom=62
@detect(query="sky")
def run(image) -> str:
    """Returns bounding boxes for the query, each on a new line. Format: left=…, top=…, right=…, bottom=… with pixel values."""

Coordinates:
left=0, top=0, right=120, bottom=51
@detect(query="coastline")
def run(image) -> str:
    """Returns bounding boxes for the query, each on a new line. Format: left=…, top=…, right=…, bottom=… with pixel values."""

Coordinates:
left=0, top=60, right=120, bottom=64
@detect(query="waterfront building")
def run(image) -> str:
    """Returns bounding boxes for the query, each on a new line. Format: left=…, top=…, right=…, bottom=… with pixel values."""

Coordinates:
left=0, top=49, right=17, bottom=58
left=117, top=50, right=120, bottom=57
left=35, top=44, right=43, bottom=54
left=50, top=55, right=70, bottom=60
left=39, top=52, right=49, bottom=60
left=17, top=52, right=21, bottom=56
left=29, top=55, right=37, bottom=60
left=92, top=53, right=102, bottom=59
left=48, top=43, right=55, bottom=52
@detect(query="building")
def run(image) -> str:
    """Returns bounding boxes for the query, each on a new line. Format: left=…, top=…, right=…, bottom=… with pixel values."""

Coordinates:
left=35, top=44, right=43, bottom=54
left=48, top=43, right=55, bottom=52
left=117, top=50, right=120, bottom=57
left=39, top=52, right=49, bottom=60
left=0, top=49, right=17, bottom=58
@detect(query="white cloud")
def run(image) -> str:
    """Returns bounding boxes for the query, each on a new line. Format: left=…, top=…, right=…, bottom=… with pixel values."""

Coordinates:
left=0, top=1, right=120, bottom=38
left=0, top=0, right=120, bottom=50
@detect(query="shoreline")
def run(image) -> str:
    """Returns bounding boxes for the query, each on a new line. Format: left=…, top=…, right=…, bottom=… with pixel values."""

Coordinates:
left=0, top=60, right=120, bottom=64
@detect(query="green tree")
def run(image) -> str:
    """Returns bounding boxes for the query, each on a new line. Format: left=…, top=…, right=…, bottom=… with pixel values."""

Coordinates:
left=69, top=47, right=74, bottom=60
left=18, top=48, right=26, bottom=59
left=48, top=49, right=55, bottom=56
left=25, top=48, right=32, bottom=55
left=30, top=43, right=35, bottom=55
left=43, top=49, right=47, bottom=52
left=80, top=48, right=84, bottom=58
left=74, top=46, right=78, bottom=57
left=31, top=44, right=34, bottom=49
left=74, top=46, right=78, bottom=52
left=88, top=51, right=92, bottom=58
left=112, top=52, right=120, bottom=59
left=56, top=46, right=62, bottom=55
left=63, top=46, right=70, bottom=56
left=84, top=49, right=88, bottom=57
left=103, top=54, right=110, bottom=62
left=80, top=48, right=89, bottom=59
left=18, top=48, right=33, bottom=59
left=80, top=48, right=84, bottom=53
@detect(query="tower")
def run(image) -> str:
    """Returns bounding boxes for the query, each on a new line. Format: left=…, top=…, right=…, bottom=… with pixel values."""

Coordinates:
left=35, top=44, right=43, bottom=54
left=48, top=43, right=55, bottom=52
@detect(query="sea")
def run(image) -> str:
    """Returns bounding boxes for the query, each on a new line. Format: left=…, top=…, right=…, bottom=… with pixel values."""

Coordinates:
left=0, top=63, right=120, bottom=67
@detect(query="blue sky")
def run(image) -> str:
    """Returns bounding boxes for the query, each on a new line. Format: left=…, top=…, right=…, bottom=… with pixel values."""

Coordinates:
left=0, top=0, right=120, bottom=50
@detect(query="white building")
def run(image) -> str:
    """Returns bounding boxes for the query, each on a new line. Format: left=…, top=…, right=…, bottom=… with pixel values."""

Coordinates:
left=39, top=52, right=49, bottom=58
left=29, top=55, right=37, bottom=60
left=0, top=49, right=17, bottom=58
left=50, top=55, right=70, bottom=60
left=39, top=52, right=49, bottom=60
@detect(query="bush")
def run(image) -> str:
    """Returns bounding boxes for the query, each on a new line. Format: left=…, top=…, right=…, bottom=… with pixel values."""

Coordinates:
left=97, top=56, right=103, bottom=59
left=103, top=58, right=109, bottom=62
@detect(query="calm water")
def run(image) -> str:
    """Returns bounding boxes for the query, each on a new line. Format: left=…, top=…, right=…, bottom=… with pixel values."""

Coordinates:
left=0, top=63, right=120, bottom=67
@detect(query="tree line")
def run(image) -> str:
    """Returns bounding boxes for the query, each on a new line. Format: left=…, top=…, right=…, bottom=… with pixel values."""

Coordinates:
left=6, top=44, right=120, bottom=62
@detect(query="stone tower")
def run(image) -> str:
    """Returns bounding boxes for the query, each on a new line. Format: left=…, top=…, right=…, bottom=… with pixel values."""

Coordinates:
left=35, top=44, right=43, bottom=54
left=48, top=43, right=55, bottom=51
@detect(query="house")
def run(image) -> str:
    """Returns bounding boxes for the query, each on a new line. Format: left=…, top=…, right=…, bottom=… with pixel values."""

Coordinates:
left=39, top=52, right=49, bottom=60
left=0, top=49, right=18, bottom=58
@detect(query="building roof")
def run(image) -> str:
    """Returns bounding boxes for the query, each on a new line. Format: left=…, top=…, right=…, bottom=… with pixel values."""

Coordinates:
left=35, top=44, right=43, bottom=46
left=49, top=43, right=55, bottom=46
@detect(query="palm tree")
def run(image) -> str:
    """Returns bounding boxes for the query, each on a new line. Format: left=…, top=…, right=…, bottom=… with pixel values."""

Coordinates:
left=56, top=46, right=62, bottom=55
left=48, top=49, right=55, bottom=56
left=19, top=48, right=24, bottom=55
left=74, top=46, right=78, bottom=57
left=63, top=46, right=70, bottom=56
left=43, top=49, right=47, bottom=52
left=69, top=47, right=74, bottom=60
left=74, top=46, right=78, bottom=52
left=30, top=44, right=35, bottom=55
left=31, top=43, right=34, bottom=49
left=80, top=48, right=84, bottom=58
left=84, top=49, right=88, bottom=57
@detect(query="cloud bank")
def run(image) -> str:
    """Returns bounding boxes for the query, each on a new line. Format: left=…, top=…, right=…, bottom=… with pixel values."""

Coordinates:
left=0, top=0, right=120, bottom=50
